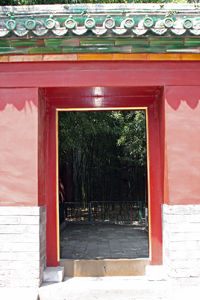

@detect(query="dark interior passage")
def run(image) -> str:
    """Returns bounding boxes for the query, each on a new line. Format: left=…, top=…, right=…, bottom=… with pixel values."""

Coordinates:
left=59, top=109, right=149, bottom=260
left=59, top=110, right=148, bottom=223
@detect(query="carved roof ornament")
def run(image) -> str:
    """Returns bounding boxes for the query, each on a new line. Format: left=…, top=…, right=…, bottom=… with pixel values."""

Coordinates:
left=1, top=4, right=200, bottom=38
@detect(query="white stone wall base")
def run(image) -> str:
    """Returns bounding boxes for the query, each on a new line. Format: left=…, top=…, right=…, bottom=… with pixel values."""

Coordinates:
left=0, top=206, right=46, bottom=288
left=163, top=204, right=200, bottom=286
left=43, top=267, right=64, bottom=283
left=146, top=265, right=168, bottom=281
left=0, top=288, right=39, bottom=300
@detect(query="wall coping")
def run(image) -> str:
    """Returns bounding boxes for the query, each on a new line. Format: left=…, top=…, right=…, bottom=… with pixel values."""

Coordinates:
left=1, top=4, right=200, bottom=56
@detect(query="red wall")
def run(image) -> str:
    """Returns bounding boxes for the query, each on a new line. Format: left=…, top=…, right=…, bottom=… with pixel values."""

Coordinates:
left=0, top=61, right=200, bottom=266
left=165, top=86, right=200, bottom=205
left=157, top=88, right=169, bottom=206
left=38, top=90, right=46, bottom=206
left=0, top=88, right=39, bottom=206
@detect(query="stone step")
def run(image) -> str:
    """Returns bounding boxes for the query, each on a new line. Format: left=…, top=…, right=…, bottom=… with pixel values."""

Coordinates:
left=38, top=276, right=200, bottom=300
left=60, top=258, right=150, bottom=277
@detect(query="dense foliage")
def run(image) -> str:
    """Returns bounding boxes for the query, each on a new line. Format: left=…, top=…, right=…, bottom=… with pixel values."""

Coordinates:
left=1, top=0, right=67, bottom=4
left=0, top=0, right=186, bottom=6
left=1, top=0, right=195, bottom=7
left=59, top=111, right=147, bottom=168
left=59, top=111, right=147, bottom=205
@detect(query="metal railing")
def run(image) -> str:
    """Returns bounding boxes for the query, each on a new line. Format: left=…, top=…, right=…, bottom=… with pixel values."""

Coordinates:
left=63, top=201, right=147, bottom=222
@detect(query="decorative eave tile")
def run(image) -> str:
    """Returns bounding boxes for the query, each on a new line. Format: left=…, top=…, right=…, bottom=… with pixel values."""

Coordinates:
left=1, top=4, right=200, bottom=38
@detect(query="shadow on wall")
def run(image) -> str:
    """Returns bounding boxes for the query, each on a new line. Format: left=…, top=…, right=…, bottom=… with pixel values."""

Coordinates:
left=0, top=88, right=38, bottom=111
left=1, top=86, right=200, bottom=111
left=166, top=86, right=200, bottom=110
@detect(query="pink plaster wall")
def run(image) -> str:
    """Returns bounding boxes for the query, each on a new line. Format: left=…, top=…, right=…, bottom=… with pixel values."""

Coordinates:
left=0, top=88, right=39, bottom=206
left=165, top=86, right=200, bottom=205
left=38, top=89, right=46, bottom=206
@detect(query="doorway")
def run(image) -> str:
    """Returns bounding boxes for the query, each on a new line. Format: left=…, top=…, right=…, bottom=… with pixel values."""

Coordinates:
left=58, top=109, right=149, bottom=263
left=43, top=86, right=163, bottom=270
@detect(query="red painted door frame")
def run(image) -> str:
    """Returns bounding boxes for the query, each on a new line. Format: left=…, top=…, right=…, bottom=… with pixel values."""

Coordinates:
left=44, top=87, right=163, bottom=267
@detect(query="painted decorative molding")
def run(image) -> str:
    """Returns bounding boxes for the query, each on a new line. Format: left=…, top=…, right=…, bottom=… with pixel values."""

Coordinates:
left=1, top=4, right=200, bottom=38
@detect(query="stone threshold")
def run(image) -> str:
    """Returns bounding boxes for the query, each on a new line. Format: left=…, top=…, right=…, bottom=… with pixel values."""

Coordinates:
left=60, top=258, right=150, bottom=277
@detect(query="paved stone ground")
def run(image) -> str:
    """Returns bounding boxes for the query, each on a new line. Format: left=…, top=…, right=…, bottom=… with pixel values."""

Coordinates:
left=39, top=276, right=200, bottom=300
left=2, top=277, right=200, bottom=300
left=60, top=222, right=148, bottom=259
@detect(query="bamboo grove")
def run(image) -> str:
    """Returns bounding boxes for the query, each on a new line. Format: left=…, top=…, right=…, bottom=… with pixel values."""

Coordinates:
left=59, top=110, right=148, bottom=214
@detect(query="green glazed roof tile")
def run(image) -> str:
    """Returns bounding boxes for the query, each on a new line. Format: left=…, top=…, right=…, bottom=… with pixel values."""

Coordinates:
left=80, top=38, right=115, bottom=47
left=63, top=47, right=97, bottom=53
left=132, top=46, right=166, bottom=53
left=1, top=5, right=200, bottom=56
left=167, top=46, right=200, bottom=53
left=10, top=40, right=45, bottom=47
left=0, top=47, right=28, bottom=55
left=150, top=38, right=184, bottom=46
left=28, top=47, right=63, bottom=54
left=0, top=40, right=10, bottom=47
left=45, top=38, right=80, bottom=47
left=115, top=38, right=149, bottom=46
left=98, top=46, right=132, bottom=54
left=185, top=38, right=200, bottom=46
left=1, top=4, right=200, bottom=40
